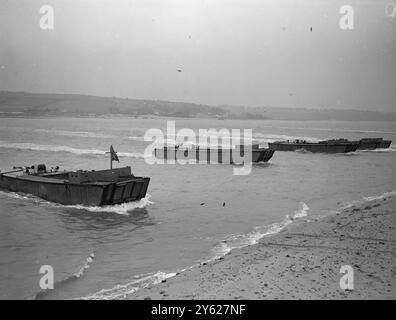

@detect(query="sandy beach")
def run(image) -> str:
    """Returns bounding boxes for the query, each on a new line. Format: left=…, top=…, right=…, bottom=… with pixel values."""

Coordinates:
left=127, top=195, right=396, bottom=300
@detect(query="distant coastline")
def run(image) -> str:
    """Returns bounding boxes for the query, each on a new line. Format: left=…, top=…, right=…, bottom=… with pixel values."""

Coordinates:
left=1, top=91, right=396, bottom=121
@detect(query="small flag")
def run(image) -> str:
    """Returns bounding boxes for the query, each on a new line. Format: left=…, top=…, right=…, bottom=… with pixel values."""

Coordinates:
left=110, top=145, right=119, bottom=162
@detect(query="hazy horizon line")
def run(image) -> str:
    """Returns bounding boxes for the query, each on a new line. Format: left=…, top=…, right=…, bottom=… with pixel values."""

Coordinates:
left=1, top=89, right=395, bottom=115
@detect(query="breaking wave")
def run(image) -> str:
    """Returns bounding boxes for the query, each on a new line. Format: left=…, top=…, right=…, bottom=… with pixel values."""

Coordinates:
left=333, top=190, right=396, bottom=213
left=128, top=136, right=145, bottom=141
left=292, top=202, right=310, bottom=219
left=0, top=141, right=145, bottom=159
left=362, top=190, right=396, bottom=202
left=212, top=202, right=309, bottom=258
left=34, top=129, right=114, bottom=139
left=75, top=252, right=95, bottom=278
left=81, top=271, right=177, bottom=300
left=35, top=252, right=96, bottom=300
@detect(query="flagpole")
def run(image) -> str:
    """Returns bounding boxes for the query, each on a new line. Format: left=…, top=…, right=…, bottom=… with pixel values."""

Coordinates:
left=110, top=146, right=113, bottom=170
left=108, top=145, right=119, bottom=170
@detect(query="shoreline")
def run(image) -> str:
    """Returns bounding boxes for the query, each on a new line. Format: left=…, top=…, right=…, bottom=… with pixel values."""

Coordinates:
left=126, top=195, right=396, bottom=300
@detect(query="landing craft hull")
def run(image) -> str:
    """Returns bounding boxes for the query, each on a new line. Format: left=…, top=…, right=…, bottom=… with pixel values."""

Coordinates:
left=268, top=142, right=358, bottom=153
left=379, top=140, right=392, bottom=149
left=0, top=168, right=150, bottom=206
left=357, top=141, right=378, bottom=150
left=154, top=147, right=275, bottom=163
left=355, top=138, right=392, bottom=150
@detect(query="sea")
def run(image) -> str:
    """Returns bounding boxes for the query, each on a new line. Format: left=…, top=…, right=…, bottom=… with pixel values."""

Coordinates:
left=0, top=117, right=395, bottom=299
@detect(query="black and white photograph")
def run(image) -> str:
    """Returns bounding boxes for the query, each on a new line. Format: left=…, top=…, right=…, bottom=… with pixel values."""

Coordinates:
left=0, top=0, right=395, bottom=306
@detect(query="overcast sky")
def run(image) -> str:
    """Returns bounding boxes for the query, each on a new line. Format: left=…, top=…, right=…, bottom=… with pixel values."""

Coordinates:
left=0, top=0, right=395, bottom=111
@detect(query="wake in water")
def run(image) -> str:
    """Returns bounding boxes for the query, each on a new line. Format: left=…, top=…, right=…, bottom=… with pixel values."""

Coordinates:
left=0, top=190, right=66, bottom=209
left=0, top=190, right=153, bottom=215
left=212, top=202, right=309, bottom=258
left=64, top=195, right=153, bottom=215
left=357, top=145, right=396, bottom=153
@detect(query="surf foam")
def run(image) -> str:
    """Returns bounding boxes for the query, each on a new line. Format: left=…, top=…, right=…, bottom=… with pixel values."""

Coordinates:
left=0, top=141, right=145, bottom=159
left=81, top=271, right=176, bottom=300
left=332, top=190, right=396, bottom=214
left=212, top=202, right=309, bottom=258
left=75, top=253, right=95, bottom=278
left=362, top=190, right=396, bottom=202
left=34, top=252, right=96, bottom=299
left=34, top=129, right=113, bottom=139
left=357, top=145, right=396, bottom=153
left=0, top=190, right=153, bottom=215
left=64, top=195, right=153, bottom=215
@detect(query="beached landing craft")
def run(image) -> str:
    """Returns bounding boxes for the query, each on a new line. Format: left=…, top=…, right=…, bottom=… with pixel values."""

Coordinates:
left=0, top=146, right=150, bottom=206
left=154, top=144, right=275, bottom=163
left=268, top=139, right=359, bottom=153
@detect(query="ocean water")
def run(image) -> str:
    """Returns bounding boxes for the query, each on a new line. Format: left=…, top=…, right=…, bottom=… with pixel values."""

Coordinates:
left=0, top=117, right=395, bottom=299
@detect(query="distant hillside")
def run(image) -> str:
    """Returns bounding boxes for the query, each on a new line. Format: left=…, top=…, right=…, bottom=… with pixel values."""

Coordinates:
left=220, top=105, right=396, bottom=122
left=0, top=91, right=395, bottom=121
left=0, top=91, right=228, bottom=119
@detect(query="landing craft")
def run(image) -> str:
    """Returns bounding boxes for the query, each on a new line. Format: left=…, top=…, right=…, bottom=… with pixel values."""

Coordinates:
left=0, top=146, right=150, bottom=206
left=268, top=139, right=359, bottom=153
left=154, top=144, right=275, bottom=163
left=354, top=138, right=392, bottom=150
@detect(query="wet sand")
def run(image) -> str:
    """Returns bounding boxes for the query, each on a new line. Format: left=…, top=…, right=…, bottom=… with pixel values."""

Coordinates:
left=127, top=196, right=396, bottom=300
